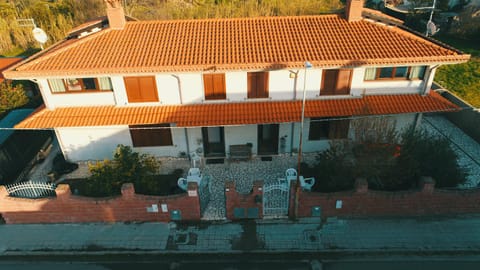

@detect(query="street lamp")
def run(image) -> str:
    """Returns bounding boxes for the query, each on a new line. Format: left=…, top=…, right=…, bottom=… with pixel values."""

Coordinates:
left=293, top=61, right=312, bottom=219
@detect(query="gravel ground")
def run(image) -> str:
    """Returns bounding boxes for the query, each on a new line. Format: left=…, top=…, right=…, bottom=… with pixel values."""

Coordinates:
left=421, top=115, right=480, bottom=188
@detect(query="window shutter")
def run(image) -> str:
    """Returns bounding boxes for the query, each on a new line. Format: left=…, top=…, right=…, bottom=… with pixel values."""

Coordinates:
left=125, top=76, right=158, bottom=103
left=204, top=74, right=226, bottom=100
left=321, top=70, right=338, bottom=95
left=335, top=69, right=352, bottom=95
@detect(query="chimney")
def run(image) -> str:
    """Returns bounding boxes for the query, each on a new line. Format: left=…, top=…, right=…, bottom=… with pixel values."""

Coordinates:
left=345, top=0, right=364, bottom=22
left=104, top=0, right=126, bottom=30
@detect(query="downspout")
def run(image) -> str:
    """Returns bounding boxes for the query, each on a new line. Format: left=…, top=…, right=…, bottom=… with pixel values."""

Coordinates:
left=172, top=75, right=191, bottom=160
left=290, top=70, right=299, bottom=156
left=422, top=65, right=439, bottom=95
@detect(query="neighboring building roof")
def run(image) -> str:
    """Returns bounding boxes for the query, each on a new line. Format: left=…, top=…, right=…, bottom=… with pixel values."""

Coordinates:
left=0, top=109, right=35, bottom=144
left=0, top=57, right=23, bottom=83
left=5, top=15, right=469, bottom=78
left=15, top=92, right=458, bottom=129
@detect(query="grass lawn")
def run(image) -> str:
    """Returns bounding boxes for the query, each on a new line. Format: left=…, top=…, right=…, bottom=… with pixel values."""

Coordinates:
left=434, top=35, right=480, bottom=108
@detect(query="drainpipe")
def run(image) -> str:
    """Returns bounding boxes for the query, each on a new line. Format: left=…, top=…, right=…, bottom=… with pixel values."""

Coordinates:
left=422, top=65, right=439, bottom=95
left=172, top=74, right=190, bottom=160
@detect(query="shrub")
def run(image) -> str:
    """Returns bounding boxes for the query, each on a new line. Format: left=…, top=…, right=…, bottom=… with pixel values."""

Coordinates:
left=82, top=145, right=161, bottom=197
left=303, top=141, right=355, bottom=192
left=397, top=128, right=467, bottom=188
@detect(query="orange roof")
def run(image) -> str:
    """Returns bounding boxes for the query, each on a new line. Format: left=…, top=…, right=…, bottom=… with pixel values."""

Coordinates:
left=5, top=15, right=469, bottom=78
left=15, top=92, right=458, bottom=129
left=0, top=57, right=23, bottom=83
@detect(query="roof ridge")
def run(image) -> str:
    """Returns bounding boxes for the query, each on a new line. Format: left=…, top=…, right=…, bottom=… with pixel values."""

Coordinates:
left=126, top=14, right=342, bottom=24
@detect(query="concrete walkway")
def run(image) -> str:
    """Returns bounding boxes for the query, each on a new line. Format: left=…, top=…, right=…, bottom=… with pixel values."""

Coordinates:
left=1, top=215, right=480, bottom=256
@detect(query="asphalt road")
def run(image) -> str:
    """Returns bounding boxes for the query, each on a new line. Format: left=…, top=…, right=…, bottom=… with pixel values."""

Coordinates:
left=1, top=258, right=480, bottom=270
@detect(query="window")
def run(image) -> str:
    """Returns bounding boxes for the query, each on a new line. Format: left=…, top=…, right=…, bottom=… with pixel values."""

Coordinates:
left=48, top=77, right=112, bottom=93
left=129, top=124, right=173, bottom=147
left=203, top=73, right=226, bottom=100
left=364, top=66, right=427, bottom=81
left=308, top=118, right=350, bottom=140
left=247, top=72, right=269, bottom=98
left=124, top=76, right=158, bottom=103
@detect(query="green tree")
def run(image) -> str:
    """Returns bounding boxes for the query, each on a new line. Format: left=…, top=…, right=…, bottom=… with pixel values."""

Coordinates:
left=0, top=81, right=29, bottom=115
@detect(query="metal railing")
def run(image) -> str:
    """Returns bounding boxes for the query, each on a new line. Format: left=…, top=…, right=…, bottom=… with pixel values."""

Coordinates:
left=5, top=181, right=57, bottom=199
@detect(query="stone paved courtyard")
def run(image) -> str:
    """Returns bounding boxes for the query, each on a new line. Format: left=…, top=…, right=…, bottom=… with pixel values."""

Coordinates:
left=153, top=153, right=318, bottom=220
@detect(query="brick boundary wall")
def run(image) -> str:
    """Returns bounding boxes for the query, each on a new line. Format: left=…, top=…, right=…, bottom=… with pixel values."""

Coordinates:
left=0, top=182, right=201, bottom=224
left=297, top=177, right=480, bottom=219
left=225, top=180, right=263, bottom=220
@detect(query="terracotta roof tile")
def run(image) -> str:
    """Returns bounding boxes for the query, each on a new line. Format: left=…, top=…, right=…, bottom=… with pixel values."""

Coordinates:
left=15, top=92, right=458, bottom=129
left=0, top=57, right=23, bottom=82
left=6, top=15, right=469, bottom=78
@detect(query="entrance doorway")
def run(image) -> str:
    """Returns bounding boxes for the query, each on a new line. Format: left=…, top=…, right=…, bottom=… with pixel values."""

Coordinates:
left=202, top=127, right=226, bottom=158
left=257, top=124, right=279, bottom=155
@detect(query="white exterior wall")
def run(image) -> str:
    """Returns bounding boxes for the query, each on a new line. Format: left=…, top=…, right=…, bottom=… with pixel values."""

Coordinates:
left=225, top=72, right=247, bottom=101
left=56, top=126, right=131, bottom=161
left=156, top=74, right=181, bottom=104
left=37, top=79, right=117, bottom=109
left=224, top=125, right=257, bottom=154
left=268, top=70, right=297, bottom=100
left=38, top=66, right=431, bottom=109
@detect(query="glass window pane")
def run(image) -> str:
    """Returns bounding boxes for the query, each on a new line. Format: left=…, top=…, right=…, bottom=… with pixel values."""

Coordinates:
left=364, top=68, right=376, bottom=80
left=83, top=78, right=96, bottom=89
left=98, top=77, right=113, bottom=90
left=65, top=78, right=82, bottom=91
left=409, top=66, right=426, bottom=79
left=394, top=67, right=408, bottom=78
left=378, top=67, right=393, bottom=78
left=48, top=79, right=66, bottom=92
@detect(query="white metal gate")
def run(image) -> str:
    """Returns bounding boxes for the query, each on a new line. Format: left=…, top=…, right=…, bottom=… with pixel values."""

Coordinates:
left=263, top=182, right=290, bottom=217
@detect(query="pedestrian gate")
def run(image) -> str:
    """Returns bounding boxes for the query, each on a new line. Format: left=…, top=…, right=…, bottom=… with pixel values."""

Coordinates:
left=263, top=182, right=290, bottom=217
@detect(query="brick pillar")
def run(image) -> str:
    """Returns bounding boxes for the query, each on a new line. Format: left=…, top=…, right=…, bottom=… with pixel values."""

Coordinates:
left=252, top=180, right=264, bottom=219
left=186, top=182, right=201, bottom=220
left=121, top=183, right=135, bottom=199
left=55, top=184, right=71, bottom=200
left=355, top=178, right=368, bottom=194
left=420, top=176, right=435, bottom=194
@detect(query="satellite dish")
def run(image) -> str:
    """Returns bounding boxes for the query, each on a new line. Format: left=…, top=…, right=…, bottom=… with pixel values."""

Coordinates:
left=32, top=27, right=48, bottom=44
left=427, top=21, right=440, bottom=36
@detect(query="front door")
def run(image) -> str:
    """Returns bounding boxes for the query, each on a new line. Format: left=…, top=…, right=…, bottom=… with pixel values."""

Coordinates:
left=202, top=127, right=226, bottom=157
left=257, top=124, right=279, bottom=155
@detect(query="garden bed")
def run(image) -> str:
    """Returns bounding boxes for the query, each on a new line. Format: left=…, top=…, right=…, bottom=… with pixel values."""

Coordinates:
left=60, top=174, right=185, bottom=197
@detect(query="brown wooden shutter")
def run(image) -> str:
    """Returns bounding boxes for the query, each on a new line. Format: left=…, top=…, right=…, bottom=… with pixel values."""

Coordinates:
left=204, top=74, right=226, bottom=100
left=139, top=76, right=159, bottom=102
left=129, top=124, right=173, bottom=147
left=335, top=69, right=353, bottom=95
left=321, top=70, right=338, bottom=96
left=124, top=76, right=158, bottom=103
left=248, top=72, right=268, bottom=98
left=213, top=74, right=226, bottom=99
left=124, top=77, right=142, bottom=102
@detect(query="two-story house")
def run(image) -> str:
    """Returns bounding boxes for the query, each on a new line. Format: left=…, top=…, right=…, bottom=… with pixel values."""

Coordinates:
left=4, top=0, right=469, bottom=163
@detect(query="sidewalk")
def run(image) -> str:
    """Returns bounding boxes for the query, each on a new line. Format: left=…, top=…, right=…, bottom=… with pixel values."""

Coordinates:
left=1, top=215, right=480, bottom=256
